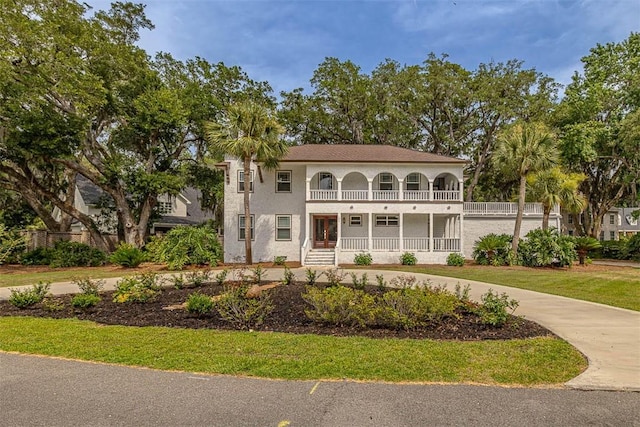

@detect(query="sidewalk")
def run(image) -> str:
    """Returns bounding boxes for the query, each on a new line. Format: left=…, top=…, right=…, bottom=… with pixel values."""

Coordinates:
left=1, top=267, right=638, bottom=391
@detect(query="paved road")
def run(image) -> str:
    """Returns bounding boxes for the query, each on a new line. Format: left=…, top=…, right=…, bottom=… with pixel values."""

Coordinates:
left=1, top=352, right=638, bottom=427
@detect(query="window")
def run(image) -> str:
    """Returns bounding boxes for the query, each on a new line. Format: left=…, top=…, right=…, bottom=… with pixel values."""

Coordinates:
left=568, top=215, right=573, bottom=224
left=610, top=214, right=615, bottom=225
left=405, top=173, right=420, bottom=191
left=319, top=172, right=333, bottom=190
left=610, top=231, right=616, bottom=241
left=238, top=170, right=254, bottom=192
left=349, top=215, right=362, bottom=226
left=568, top=230, right=574, bottom=236
left=379, top=173, right=393, bottom=191
left=276, top=171, right=291, bottom=192
left=238, top=215, right=254, bottom=240
left=599, top=231, right=604, bottom=241
left=276, top=215, right=291, bottom=241
left=375, top=214, right=399, bottom=226
left=157, top=201, right=172, bottom=215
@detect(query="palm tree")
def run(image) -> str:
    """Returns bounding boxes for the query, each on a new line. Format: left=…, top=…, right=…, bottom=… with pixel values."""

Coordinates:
left=574, top=236, right=601, bottom=266
left=493, top=121, right=558, bottom=254
left=205, top=101, right=287, bottom=265
left=527, top=167, right=586, bottom=230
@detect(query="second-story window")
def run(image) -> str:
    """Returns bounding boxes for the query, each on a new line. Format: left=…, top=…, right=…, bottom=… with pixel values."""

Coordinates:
left=379, top=173, right=393, bottom=191
left=238, top=170, right=254, bottom=192
left=405, top=173, right=420, bottom=191
left=157, top=201, right=173, bottom=215
left=276, top=171, right=291, bottom=192
left=610, top=214, right=615, bottom=225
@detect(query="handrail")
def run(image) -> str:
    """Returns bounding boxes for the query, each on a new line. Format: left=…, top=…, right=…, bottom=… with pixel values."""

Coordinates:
left=301, top=238, right=309, bottom=266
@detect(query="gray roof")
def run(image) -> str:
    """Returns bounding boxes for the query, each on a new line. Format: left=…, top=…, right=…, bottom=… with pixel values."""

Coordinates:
left=619, top=208, right=640, bottom=231
left=281, top=144, right=467, bottom=164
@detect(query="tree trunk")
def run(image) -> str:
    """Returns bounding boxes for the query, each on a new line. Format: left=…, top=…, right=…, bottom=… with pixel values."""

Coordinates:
left=512, top=175, right=527, bottom=255
left=542, top=204, right=551, bottom=231
left=243, top=156, right=253, bottom=265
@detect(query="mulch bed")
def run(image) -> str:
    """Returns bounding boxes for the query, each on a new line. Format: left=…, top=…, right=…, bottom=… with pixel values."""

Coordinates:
left=0, top=282, right=554, bottom=341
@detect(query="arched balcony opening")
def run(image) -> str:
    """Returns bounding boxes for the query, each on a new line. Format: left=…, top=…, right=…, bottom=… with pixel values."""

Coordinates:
left=309, top=171, right=337, bottom=200
left=372, top=172, right=399, bottom=200
left=433, top=173, right=460, bottom=201
left=341, top=172, right=368, bottom=201
left=403, top=172, right=429, bottom=201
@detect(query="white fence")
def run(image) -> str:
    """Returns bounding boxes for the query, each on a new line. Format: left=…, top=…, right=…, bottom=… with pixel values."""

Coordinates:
left=463, top=202, right=555, bottom=215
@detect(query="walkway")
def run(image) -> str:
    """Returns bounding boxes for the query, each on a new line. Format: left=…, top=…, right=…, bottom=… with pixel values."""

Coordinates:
left=1, top=267, right=638, bottom=391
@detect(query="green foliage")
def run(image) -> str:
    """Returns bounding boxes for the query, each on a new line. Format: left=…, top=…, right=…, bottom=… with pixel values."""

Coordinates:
left=477, top=289, right=519, bottom=327
left=454, top=283, right=471, bottom=304
left=214, top=286, right=274, bottom=330
left=0, top=224, right=26, bottom=265
left=251, top=265, right=266, bottom=283
left=71, top=294, right=101, bottom=309
left=109, top=243, right=146, bottom=267
left=281, top=266, right=295, bottom=286
left=42, top=297, right=65, bottom=312
left=8, top=282, right=50, bottom=309
left=73, top=278, right=104, bottom=296
left=353, top=252, right=372, bottom=266
left=472, top=234, right=513, bottom=266
left=186, top=292, right=214, bottom=316
left=624, top=234, right=640, bottom=261
left=378, top=286, right=459, bottom=330
left=518, top=228, right=577, bottom=267
left=349, top=272, right=369, bottom=290
left=305, top=268, right=319, bottom=286
left=574, top=237, right=601, bottom=265
left=375, top=274, right=387, bottom=291
left=389, top=274, right=418, bottom=289
left=446, top=253, right=465, bottom=267
left=20, top=247, right=54, bottom=266
left=113, top=273, right=161, bottom=303
left=186, top=270, right=211, bottom=287
left=273, top=256, right=287, bottom=266
left=324, top=268, right=346, bottom=287
left=214, top=269, right=228, bottom=286
left=147, top=224, right=222, bottom=270
left=302, top=285, right=378, bottom=328
left=400, top=252, right=417, bottom=265
left=48, top=241, right=107, bottom=268
left=171, top=274, right=186, bottom=289
left=594, top=240, right=626, bottom=260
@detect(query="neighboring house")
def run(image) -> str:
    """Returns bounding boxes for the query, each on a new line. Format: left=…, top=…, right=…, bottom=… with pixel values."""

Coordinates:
left=219, top=145, right=558, bottom=265
left=618, top=207, right=640, bottom=238
left=562, top=208, right=620, bottom=241
left=68, top=175, right=214, bottom=234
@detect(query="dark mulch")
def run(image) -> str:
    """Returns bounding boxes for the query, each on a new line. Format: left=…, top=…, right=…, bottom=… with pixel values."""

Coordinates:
left=0, top=282, right=554, bottom=341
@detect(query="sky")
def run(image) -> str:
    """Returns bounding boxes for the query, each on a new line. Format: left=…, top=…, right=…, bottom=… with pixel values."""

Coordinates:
left=87, top=0, right=639, bottom=96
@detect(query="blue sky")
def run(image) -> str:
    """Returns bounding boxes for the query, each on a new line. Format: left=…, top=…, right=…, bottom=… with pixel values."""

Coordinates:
left=88, top=0, right=639, bottom=96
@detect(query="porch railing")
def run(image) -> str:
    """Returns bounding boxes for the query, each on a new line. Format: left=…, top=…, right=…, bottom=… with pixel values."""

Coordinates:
left=433, top=190, right=460, bottom=201
left=403, top=190, right=430, bottom=201
left=341, top=190, right=368, bottom=200
left=433, top=238, right=460, bottom=252
left=463, top=202, right=552, bottom=215
left=372, top=237, right=399, bottom=251
left=309, top=189, right=338, bottom=200
left=403, top=238, right=430, bottom=251
left=372, top=190, right=399, bottom=200
left=341, top=237, right=368, bottom=251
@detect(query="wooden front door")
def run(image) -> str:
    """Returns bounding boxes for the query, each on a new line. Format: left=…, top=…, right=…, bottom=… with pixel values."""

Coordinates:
left=313, top=215, right=338, bottom=248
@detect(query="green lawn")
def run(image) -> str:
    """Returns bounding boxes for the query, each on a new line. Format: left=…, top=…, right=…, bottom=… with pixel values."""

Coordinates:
left=379, top=264, right=640, bottom=311
left=0, top=317, right=586, bottom=386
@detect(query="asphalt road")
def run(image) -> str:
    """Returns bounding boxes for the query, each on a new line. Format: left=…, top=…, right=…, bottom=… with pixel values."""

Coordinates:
left=1, top=352, right=638, bottom=427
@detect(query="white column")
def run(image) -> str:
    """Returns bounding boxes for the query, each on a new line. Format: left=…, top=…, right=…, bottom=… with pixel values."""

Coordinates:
left=368, top=178, right=373, bottom=201
left=458, top=213, right=463, bottom=254
left=459, top=179, right=464, bottom=202
left=398, top=179, right=404, bottom=201
left=368, top=212, right=373, bottom=251
left=337, top=178, right=343, bottom=201
left=337, top=212, right=342, bottom=244
left=428, top=180, right=433, bottom=201
left=429, top=213, right=434, bottom=252
left=306, top=178, right=311, bottom=201
left=399, top=213, right=404, bottom=252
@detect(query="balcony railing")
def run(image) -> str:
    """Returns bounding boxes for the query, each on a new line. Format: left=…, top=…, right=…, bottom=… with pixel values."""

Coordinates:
left=433, top=190, right=460, bottom=201
left=463, top=202, right=555, bottom=215
left=341, top=190, right=368, bottom=200
left=403, top=190, right=430, bottom=201
left=372, top=190, right=399, bottom=200
left=372, top=237, right=399, bottom=251
left=307, top=189, right=464, bottom=202
left=433, top=238, right=460, bottom=252
left=403, top=238, right=430, bottom=251
left=310, top=189, right=338, bottom=200
left=341, top=237, right=368, bottom=251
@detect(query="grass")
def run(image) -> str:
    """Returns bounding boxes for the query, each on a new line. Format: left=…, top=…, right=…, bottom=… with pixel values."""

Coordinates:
left=379, top=264, right=640, bottom=311
left=0, top=317, right=586, bottom=386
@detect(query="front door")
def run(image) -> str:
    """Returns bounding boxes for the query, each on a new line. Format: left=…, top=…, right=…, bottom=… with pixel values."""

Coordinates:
left=313, top=215, right=338, bottom=248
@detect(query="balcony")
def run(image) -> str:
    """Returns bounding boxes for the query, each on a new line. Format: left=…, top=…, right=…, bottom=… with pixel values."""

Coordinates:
left=463, top=202, right=558, bottom=215
left=308, top=189, right=461, bottom=202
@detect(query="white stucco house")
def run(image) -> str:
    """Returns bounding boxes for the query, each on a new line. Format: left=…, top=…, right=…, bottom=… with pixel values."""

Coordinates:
left=219, top=144, right=560, bottom=265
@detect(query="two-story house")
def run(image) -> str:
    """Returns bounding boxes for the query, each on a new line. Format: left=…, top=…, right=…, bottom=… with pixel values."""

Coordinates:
left=219, top=144, right=559, bottom=265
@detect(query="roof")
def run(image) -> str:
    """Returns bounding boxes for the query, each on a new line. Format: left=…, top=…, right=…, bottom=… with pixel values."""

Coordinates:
left=280, top=144, right=467, bottom=164
left=619, top=207, right=640, bottom=231
left=76, top=175, right=108, bottom=206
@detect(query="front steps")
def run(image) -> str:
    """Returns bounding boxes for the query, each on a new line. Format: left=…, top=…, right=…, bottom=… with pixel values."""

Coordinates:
left=304, top=249, right=335, bottom=266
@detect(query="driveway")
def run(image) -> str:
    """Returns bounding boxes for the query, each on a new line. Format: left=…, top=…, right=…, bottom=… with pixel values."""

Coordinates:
left=1, top=267, right=639, bottom=391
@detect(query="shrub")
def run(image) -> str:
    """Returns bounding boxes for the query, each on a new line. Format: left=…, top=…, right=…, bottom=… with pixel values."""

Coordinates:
left=375, top=274, right=387, bottom=291
left=71, top=293, right=101, bottom=309
left=49, top=241, right=107, bottom=268
left=446, top=253, right=465, bottom=266
left=454, top=283, right=471, bottom=304
left=354, top=252, right=372, bottom=266
left=623, top=234, right=640, bottom=261
left=214, top=269, right=228, bottom=286
left=472, top=234, right=513, bottom=266
left=324, top=268, right=346, bottom=287
left=20, top=247, right=54, bottom=266
left=147, top=223, right=222, bottom=270
left=186, top=270, right=211, bottom=287
left=0, top=224, right=26, bottom=265
left=574, top=237, right=601, bottom=265
left=73, top=278, right=104, bottom=296
left=518, top=228, right=576, bottom=267
left=273, top=255, right=287, bottom=266
left=378, top=286, right=459, bottom=329
left=305, top=268, right=319, bottom=286
left=477, top=289, right=519, bottom=326
left=281, top=266, right=295, bottom=286
left=350, top=272, right=369, bottom=290
left=113, top=273, right=161, bottom=303
left=302, top=285, right=378, bottom=328
left=186, top=292, right=214, bottom=316
left=109, top=243, right=146, bottom=268
left=389, top=274, right=418, bottom=289
left=9, top=282, right=50, bottom=309
left=42, top=297, right=65, bottom=312
left=171, top=273, right=186, bottom=289
left=400, top=252, right=417, bottom=265
left=251, top=265, right=266, bottom=283
left=214, top=286, right=273, bottom=329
